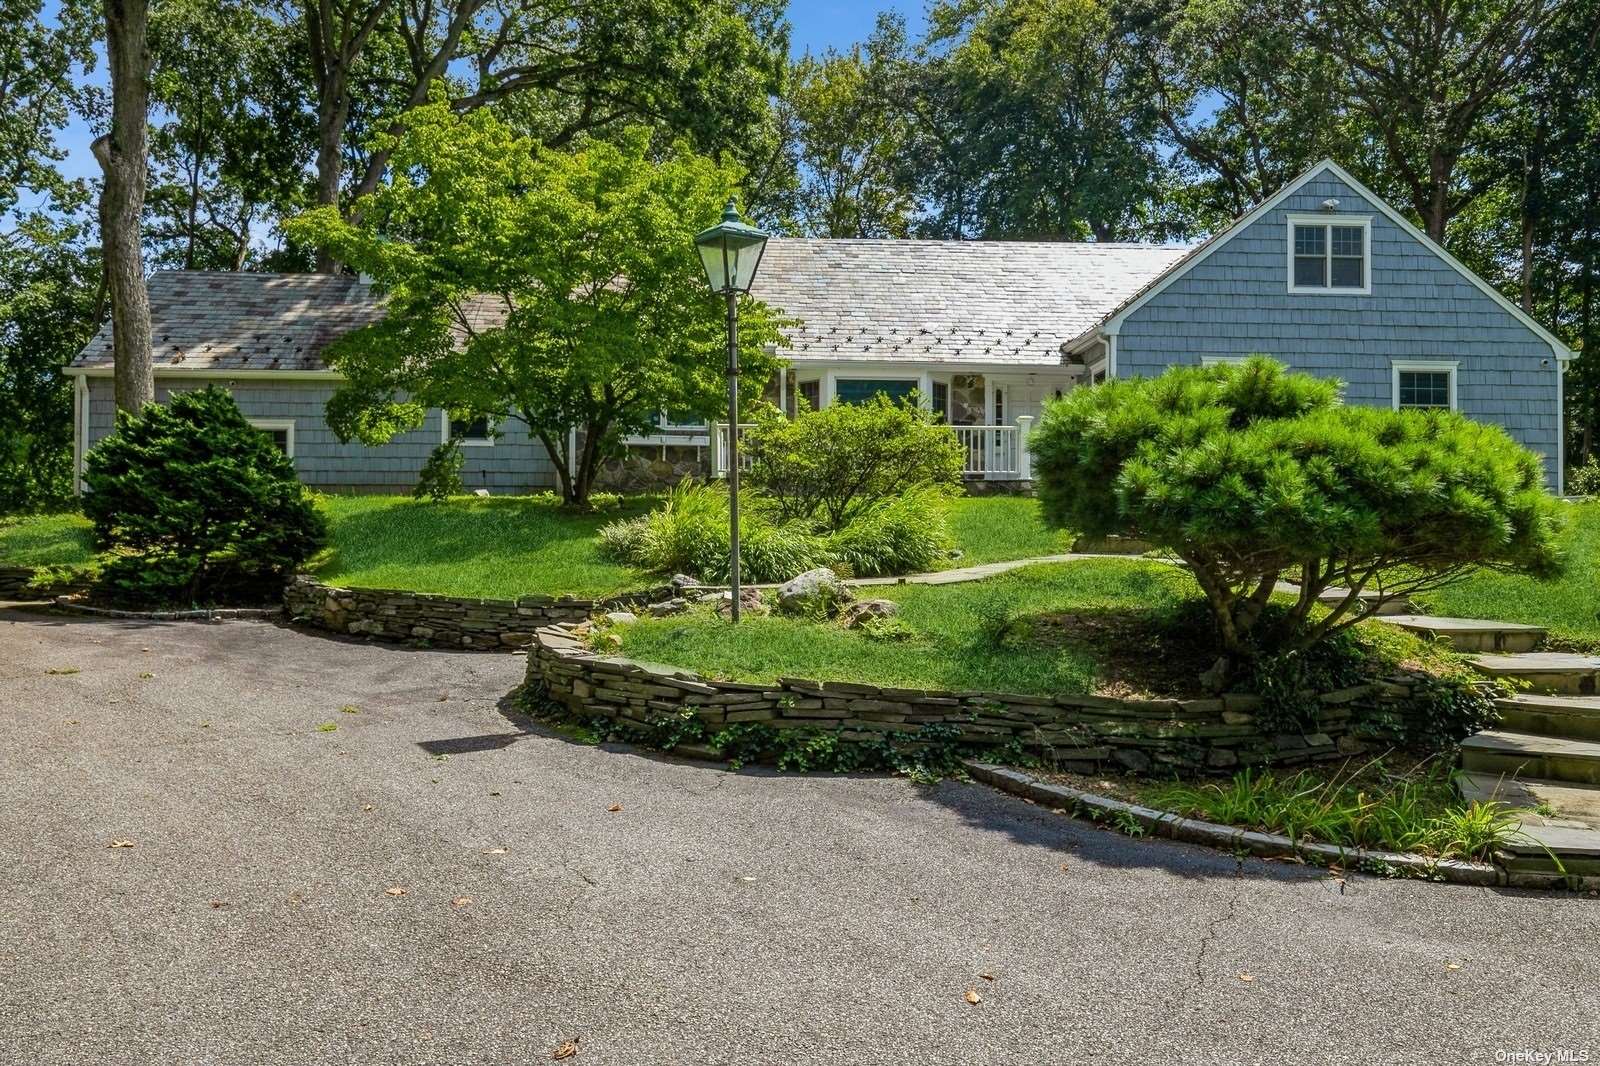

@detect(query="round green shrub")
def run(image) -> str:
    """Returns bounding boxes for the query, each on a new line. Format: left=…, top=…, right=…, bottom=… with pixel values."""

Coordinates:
left=83, top=387, right=327, bottom=606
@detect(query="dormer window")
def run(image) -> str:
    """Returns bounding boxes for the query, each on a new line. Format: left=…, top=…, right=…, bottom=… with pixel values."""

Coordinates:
left=1288, top=215, right=1371, bottom=294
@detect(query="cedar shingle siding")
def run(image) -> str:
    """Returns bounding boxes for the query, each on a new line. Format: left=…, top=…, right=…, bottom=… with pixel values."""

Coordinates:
left=1114, top=173, right=1563, bottom=480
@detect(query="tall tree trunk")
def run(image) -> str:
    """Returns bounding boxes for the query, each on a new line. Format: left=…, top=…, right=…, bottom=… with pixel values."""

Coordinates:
left=92, top=0, right=154, bottom=413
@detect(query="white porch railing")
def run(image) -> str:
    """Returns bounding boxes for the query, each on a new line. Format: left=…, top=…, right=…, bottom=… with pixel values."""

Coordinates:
left=710, top=422, right=757, bottom=476
left=713, top=415, right=1034, bottom=480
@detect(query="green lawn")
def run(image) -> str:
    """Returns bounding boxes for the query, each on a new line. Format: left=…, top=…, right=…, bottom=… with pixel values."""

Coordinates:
left=1412, top=499, right=1600, bottom=647
left=943, top=494, right=1073, bottom=565
left=614, top=559, right=1199, bottom=695
left=0, top=513, right=95, bottom=568
left=313, top=494, right=659, bottom=599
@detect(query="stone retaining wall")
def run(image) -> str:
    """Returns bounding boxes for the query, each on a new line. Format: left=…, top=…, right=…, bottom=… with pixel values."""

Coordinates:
left=284, top=576, right=670, bottom=650
left=524, top=622, right=1434, bottom=772
left=0, top=566, right=94, bottom=601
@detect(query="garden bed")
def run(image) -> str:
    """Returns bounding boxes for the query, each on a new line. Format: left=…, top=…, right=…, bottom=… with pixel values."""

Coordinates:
left=606, top=559, right=1457, bottom=700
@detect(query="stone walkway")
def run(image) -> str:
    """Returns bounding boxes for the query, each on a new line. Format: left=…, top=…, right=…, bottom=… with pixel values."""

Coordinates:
left=705, top=552, right=1127, bottom=593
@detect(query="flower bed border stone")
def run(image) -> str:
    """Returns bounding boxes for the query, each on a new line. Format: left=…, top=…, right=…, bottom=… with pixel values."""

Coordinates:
left=965, top=762, right=1596, bottom=891
left=0, top=565, right=95, bottom=601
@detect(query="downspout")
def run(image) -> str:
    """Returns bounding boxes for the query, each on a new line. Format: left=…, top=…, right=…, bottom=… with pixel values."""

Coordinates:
left=73, top=372, right=89, bottom=495
left=1557, top=355, right=1567, bottom=494
left=1103, top=324, right=1120, bottom=378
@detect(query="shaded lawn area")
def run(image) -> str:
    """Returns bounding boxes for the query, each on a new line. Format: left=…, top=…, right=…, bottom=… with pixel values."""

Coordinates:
left=312, top=494, right=659, bottom=599
left=614, top=559, right=1200, bottom=696
left=942, top=494, right=1073, bottom=565
left=0, top=513, right=96, bottom=567
left=1412, top=499, right=1600, bottom=648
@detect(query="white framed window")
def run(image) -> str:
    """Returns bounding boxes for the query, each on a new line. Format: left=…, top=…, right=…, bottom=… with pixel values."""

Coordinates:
left=1391, top=360, right=1458, bottom=411
left=248, top=418, right=295, bottom=457
left=1287, top=214, right=1372, bottom=295
left=797, top=378, right=821, bottom=411
left=441, top=411, right=495, bottom=446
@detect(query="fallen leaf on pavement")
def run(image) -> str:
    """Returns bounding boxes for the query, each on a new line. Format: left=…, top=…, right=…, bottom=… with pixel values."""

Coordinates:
left=107, top=839, right=135, bottom=849
left=1445, top=962, right=1461, bottom=971
left=606, top=803, right=623, bottom=813
left=138, top=672, right=154, bottom=679
left=484, top=847, right=508, bottom=855
left=1060, top=863, right=1069, bottom=872
left=1238, top=973, right=1255, bottom=982
left=340, top=704, right=360, bottom=714
left=362, top=804, right=375, bottom=812
left=452, top=896, right=472, bottom=907
left=979, top=972, right=994, bottom=982
left=552, top=1037, right=580, bottom=1059
left=45, top=667, right=80, bottom=675
left=209, top=900, right=227, bottom=909
left=385, top=886, right=408, bottom=897
left=964, top=988, right=982, bottom=1005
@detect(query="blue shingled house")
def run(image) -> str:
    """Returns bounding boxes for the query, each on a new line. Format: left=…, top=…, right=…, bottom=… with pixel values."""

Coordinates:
left=65, top=159, right=1574, bottom=493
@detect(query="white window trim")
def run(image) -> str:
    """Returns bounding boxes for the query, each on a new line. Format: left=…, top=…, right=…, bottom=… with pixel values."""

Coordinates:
left=439, top=409, right=495, bottom=447
left=825, top=372, right=929, bottom=409
left=248, top=418, right=296, bottom=458
left=1391, top=359, right=1459, bottom=411
left=1286, top=213, right=1373, bottom=296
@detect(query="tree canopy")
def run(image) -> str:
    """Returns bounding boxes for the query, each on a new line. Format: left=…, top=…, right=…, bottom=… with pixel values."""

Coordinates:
left=286, top=103, right=784, bottom=505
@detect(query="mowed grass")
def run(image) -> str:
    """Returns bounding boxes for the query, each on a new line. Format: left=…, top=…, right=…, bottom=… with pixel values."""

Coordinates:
left=614, top=558, right=1199, bottom=695
left=0, top=512, right=95, bottom=567
left=943, top=494, right=1074, bottom=564
left=1413, top=499, right=1600, bottom=647
left=313, top=494, right=659, bottom=599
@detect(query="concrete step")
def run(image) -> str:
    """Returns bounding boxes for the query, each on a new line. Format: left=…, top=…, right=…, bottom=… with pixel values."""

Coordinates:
left=1496, top=694, right=1600, bottom=742
left=1469, top=652, right=1600, bottom=695
left=1382, top=614, right=1546, bottom=653
left=1460, top=730, right=1600, bottom=787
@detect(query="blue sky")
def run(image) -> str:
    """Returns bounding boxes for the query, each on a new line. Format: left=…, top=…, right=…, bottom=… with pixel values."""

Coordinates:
left=48, top=1, right=924, bottom=190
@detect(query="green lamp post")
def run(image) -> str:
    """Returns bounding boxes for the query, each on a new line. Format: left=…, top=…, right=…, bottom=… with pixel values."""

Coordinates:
left=693, top=199, right=770, bottom=622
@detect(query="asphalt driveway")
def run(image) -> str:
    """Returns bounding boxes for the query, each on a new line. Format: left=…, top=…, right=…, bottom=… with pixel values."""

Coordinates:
left=1, top=605, right=1594, bottom=1065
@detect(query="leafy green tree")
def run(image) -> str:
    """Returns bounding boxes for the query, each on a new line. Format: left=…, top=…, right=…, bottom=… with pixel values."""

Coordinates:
left=145, top=0, right=315, bottom=270
left=286, top=103, right=783, bottom=506
left=297, top=0, right=787, bottom=263
left=83, top=387, right=327, bottom=605
left=923, top=0, right=1166, bottom=241
left=744, top=395, right=965, bottom=530
left=1133, top=0, right=1357, bottom=231
left=0, top=0, right=98, bottom=222
left=779, top=28, right=917, bottom=238
left=1031, top=359, right=1562, bottom=680
left=0, top=213, right=101, bottom=513
left=1305, top=0, right=1558, bottom=242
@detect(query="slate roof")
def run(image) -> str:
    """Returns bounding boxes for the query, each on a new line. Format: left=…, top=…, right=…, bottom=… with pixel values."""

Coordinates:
left=72, top=271, right=387, bottom=372
left=71, top=239, right=1193, bottom=372
left=752, top=238, right=1190, bottom=366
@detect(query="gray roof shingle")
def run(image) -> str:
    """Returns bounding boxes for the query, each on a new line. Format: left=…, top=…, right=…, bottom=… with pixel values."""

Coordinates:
left=72, top=239, right=1191, bottom=373
left=751, top=238, right=1190, bottom=366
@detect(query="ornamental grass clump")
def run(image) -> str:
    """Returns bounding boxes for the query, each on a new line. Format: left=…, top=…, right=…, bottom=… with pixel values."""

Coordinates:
left=1030, top=357, right=1562, bottom=686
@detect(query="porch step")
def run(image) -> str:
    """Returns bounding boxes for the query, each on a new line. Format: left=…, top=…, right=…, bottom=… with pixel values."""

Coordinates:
left=1496, top=694, right=1600, bottom=742
left=1459, top=730, right=1600, bottom=787
left=1469, top=652, right=1600, bottom=695
left=1382, top=615, right=1546, bottom=653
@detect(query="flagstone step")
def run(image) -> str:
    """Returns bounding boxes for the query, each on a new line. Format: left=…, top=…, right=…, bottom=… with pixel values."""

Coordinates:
left=1457, top=771, right=1600, bottom=878
left=1469, top=652, right=1600, bottom=695
left=1496, top=694, right=1600, bottom=742
left=1459, top=730, right=1600, bottom=787
left=1383, top=614, right=1546, bottom=653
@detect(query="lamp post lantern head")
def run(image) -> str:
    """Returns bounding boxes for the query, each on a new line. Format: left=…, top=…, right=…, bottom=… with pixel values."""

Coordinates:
left=694, top=199, right=770, bottom=295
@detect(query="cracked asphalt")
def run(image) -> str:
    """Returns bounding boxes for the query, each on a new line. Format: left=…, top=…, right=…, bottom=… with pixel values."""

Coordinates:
left=1, top=605, right=1595, bottom=1065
